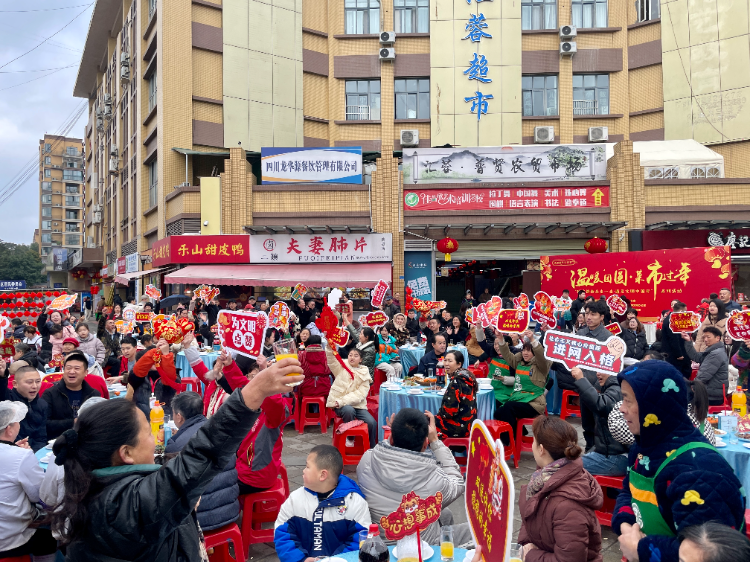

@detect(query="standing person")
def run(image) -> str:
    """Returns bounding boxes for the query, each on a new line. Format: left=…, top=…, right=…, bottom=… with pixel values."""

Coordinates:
left=439, top=309, right=453, bottom=330
left=0, top=363, right=48, bottom=451
left=325, top=347, right=376, bottom=448
left=382, top=295, right=400, bottom=318
left=569, top=290, right=587, bottom=320
left=75, top=323, right=106, bottom=366
left=694, top=299, right=727, bottom=352
left=405, top=309, right=421, bottom=338
left=719, top=287, right=741, bottom=312
left=661, top=301, right=691, bottom=378
left=517, top=416, right=603, bottom=562
left=37, top=308, right=76, bottom=340
left=462, top=290, right=477, bottom=309
left=479, top=287, right=492, bottom=303
left=83, top=296, right=92, bottom=321
left=296, top=327, right=311, bottom=350
left=22, top=326, right=42, bottom=352
left=619, top=317, right=647, bottom=360
left=682, top=327, right=729, bottom=406
left=435, top=350, right=478, bottom=438
left=375, top=326, right=403, bottom=380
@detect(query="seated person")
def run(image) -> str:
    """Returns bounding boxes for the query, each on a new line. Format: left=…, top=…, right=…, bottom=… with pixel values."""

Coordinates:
left=0, top=362, right=48, bottom=451
left=682, top=327, right=729, bottom=405
left=275, top=445, right=370, bottom=562
left=444, top=316, right=468, bottom=346
left=386, top=313, right=410, bottom=347
left=11, top=342, right=39, bottom=370
left=731, top=340, right=749, bottom=392
left=619, top=317, right=647, bottom=360
left=420, top=316, right=442, bottom=347
left=43, top=351, right=101, bottom=440
left=465, top=325, right=489, bottom=365
left=357, top=408, right=472, bottom=546
left=492, top=329, right=552, bottom=445
left=375, top=325, right=403, bottom=380
left=678, top=522, right=750, bottom=562
left=75, top=323, right=106, bottom=366
left=129, top=337, right=182, bottom=417
left=405, top=309, right=421, bottom=338
left=138, top=333, right=154, bottom=349
left=325, top=346, right=376, bottom=448
left=613, top=361, right=745, bottom=562
left=435, top=350, right=478, bottom=438
left=475, top=327, right=519, bottom=408
left=105, top=336, right=138, bottom=385
left=415, top=332, right=447, bottom=376
left=343, top=322, right=378, bottom=382
left=0, top=402, right=56, bottom=561
left=22, top=325, right=42, bottom=353
left=298, top=335, right=332, bottom=399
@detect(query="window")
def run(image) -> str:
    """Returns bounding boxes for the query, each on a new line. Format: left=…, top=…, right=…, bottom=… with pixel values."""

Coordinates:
left=572, top=0, right=607, bottom=28
left=149, top=160, right=158, bottom=208
left=41, top=247, right=50, bottom=256
left=42, top=181, right=52, bottom=191
left=636, top=0, right=659, bottom=22
left=42, top=220, right=52, bottom=230
left=395, top=79, right=430, bottom=119
left=345, top=0, right=380, bottom=34
left=148, top=0, right=156, bottom=19
left=346, top=80, right=381, bottom=120
left=66, top=210, right=79, bottom=220
left=522, top=75, right=558, bottom=116
left=66, top=146, right=77, bottom=156
left=690, top=166, right=721, bottom=179
left=44, top=169, right=51, bottom=178
left=65, top=223, right=78, bottom=232
left=148, top=74, right=157, bottom=112
left=42, top=207, right=51, bottom=217
left=65, top=235, right=80, bottom=246
left=65, top=196, right=81, bottom=206
left=44, top=143, right=51, bottom=153
left=65, top=184, right=78, bottom=194
left=42, top=233, right=52, bottom=243
left=44, top=156, right=51, bottom=164
left=67, top=161, right=75, bottom=168
left=646, top=167, right=679, bottom=179
left=573, top=74, right=609, bottom=114
left=394, top=0, right=428, bottom=33
left=522, top=0, right=557, bottom=30
left=63, top=170, right=83, bottom=181
left=41, top=194, right=52, bottom=204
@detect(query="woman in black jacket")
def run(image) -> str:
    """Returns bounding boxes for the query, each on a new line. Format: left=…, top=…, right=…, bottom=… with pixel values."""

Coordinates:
left=445, top=316, right=468, bottom=345
left=50, top=359, right=303, bottom=562
left=618, top=317, right=647, bottom=360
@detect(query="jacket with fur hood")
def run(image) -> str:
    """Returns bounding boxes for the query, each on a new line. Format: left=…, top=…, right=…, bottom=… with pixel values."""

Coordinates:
left=77, top=332, right=106, bottom=366
left=387, top=313, right=410, bottom=347
left=325, top=348, right=370, bottom=410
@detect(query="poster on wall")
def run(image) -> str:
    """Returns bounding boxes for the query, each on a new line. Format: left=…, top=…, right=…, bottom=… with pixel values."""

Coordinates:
left=260, top=147, right=363, bottom=184
left=404, top=250, right=434, bottom=301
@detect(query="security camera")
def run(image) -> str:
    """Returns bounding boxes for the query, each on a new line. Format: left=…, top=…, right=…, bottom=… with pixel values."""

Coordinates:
left=203, top=220, right=209, bottom=226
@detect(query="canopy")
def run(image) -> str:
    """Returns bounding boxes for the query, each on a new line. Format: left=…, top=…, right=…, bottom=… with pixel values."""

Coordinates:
left=605, top=139, right=724, bottom=178
left=114, top=267, right=170, bottom=286
left=163, top=263, right=392, bottom=288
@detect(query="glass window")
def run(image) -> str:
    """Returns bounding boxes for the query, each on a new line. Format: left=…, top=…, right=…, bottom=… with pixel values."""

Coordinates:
left=394, top=0, right=429, bottom=33
left=148, top=74, right=157, bottom=112
left=44, top=169, right=51, bottom=178
left=690, top=166, right=722, bottom=179
left=522, top=75, right=558, bottom=116
left=42, top=233, right=52, bottom=243
left=63, top=170, right=83, bottom=181
left=345, top=80, right=381, bottom=120
left=572, top=0, right=607, bottom=28
left=573, top=74, right=609, bottom=114
left=149, top=160, right=158, bottom=208
left=65, top=196, right=81, bottom=206
left=65, top=223, right=78, bottom=232
left=521, top=0, right=557, bottom=30
left=44, top=156, right=51, bottom=164
left=66, top=146, right=77, bottom=156
left=345, top=0, right=380, bottom=34
left=66, top=210, right=79, bottom=220
left=42, top=220, right=52, bottom=230
left=42, top=181, right=52, bottom=191
left=41, top=194, right=52, bottom=204
left=149, top=0, right=156, bottom=18
left=646, top=167, right=679, bottom=179
left=65, top=184, right=78, bottom=194
left=395, top=78, right=430, bottom=119
left=65, top=235, right=80, bottom=246
left=42, top=207, right=51, bottom=217
left=44, top=143, right=51, bottom=152
left=636, top=0, right=659, bottom=22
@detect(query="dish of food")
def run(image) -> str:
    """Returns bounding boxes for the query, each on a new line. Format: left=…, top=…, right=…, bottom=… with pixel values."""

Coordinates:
left=417, top=378, right=437, bottom=386
left=714, top=429, right=726, bottom=435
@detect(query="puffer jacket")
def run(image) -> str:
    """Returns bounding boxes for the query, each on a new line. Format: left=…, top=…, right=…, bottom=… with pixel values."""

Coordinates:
left=0, top=375, right=48, bottom=451
left=298, top=344, right=332, bottom=398
left=694, top=316, right=727, bottom=352
left=356, top=440, right=465, bottom=545
left=518, top=458, right=603, bottom=562
left=684, top=341, right=729, bottom=402
left=345, top=324, right=377, bottom=380
left=435, top=369, right=477, bottom=438
left=77, top=332, right=106, bottom=365
left=325, top=348, right=370, bottom=410
left=375, top=334, right=400, bottom=365
left=573, top=374, right=628, bottom=458
left=496, top=339, right=551, bottom=414
left=618, top=328, right=647, bottom=360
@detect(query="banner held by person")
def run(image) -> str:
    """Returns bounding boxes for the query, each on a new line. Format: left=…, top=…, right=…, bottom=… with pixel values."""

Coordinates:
left=543, top=330, right=625, bottom=375
left=216, top=309, right=268, bottom=359
left=606, top=294, right=628, bottom=316
left=605, top=322, right=623, bottom=336
left=144, top=284, right=162, bottom=300
left=268, top=301, right=291, bottom=331
left=380, top=491, right=443, bottom=562
left=291, top=283, right=307, bottom=301
left=530, top=291, right=556, bottom=329
left=315, top=305, right=349, bottom=347
left=493, top=309, right=531, bottom=333
left=726, top=310, right=750, bottom=341
left=668, top=311, right=702, bottom=334
left=371, top=279, right=390, bottom=308
left=466, top=295, right=503, bottom=328
left=195, top=284, right=220, bottom=305
left=48, top=293, right=77, bottom=311
left=361, top=310, right=389, bottom=329
left=0, top=315, right=9, bottom=343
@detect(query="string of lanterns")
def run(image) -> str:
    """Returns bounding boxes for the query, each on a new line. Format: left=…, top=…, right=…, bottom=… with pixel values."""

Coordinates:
left=0, top=291, right=64, bottom=319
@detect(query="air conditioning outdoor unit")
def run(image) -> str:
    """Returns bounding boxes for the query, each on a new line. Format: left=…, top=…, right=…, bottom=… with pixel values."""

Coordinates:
left=588, top=126, right=609, bottom=142
left=110, top=146, right=118, bottom=157
left=53, top=222, right=59, bottom=226
left=400, top=129, right=419, bottom=147
left=120, top=66, right=130, bottom=81
left=53, top=229, right=60, bottom=233
left=93, top=204, right=101, bottom=213
left=560, top=41, right=577, bottom=55
left=103, top=93, right=111, bottom=104
left=560, top=25, right=577, bottom=39
left=379, top=48, right=395, bottom=61
left=54, top=204, right=62, bottom=207
left=534, top=126, right=555, bottom=144
left=92, top=212, right=102, bottom=224
left=120, top=51, right=130, bottom=65
left=380, top=31, right=396, bottom=45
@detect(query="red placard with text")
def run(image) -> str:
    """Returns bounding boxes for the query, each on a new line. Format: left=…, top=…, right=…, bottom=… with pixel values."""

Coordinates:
left=361, top=310, right=389, bottom=329
left=404, top=186, right=609, bottom=211
left=216, top=309, right=268, bottom=359
left=543, top=330, right=626, bottom=375
left=727, top=310, right=750, bottom=341
left=668, top=311, right=702, bottom=334
left=494, top=309, right=530, bottom=333
left=605, top=322, right=622, bottom=335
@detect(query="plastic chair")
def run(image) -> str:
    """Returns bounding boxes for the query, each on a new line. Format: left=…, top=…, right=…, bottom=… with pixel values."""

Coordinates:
left=560, top=390, right=581, bottom=420
left=475, top=362, right=489, bottom=378
left=442, top=437, right=470, bottom=475
left=204, top=523, right=244, bottom=562
left=296, top=396, right=329, bottom=435
left=369, top=368, right=387, bottom=397
left=333, top=422, right=370, bottom=465
left=468, top=366, right=485, bottom=379
left=181, top=376, right=203, bottom=397
left=593, top=475, right=625, bottom=527
left=0, top=556, right=32, bottom=562
left=239, top=464, right=289, bottom=546
left=707, top=385, right=730, bottom=414
left=515, top=411, right=547, bottom=461
left=484, top=420, right=518, bottom=468
left=382, top=426, right=392, bottom=442
left=366, top=396, right=379, bottom=422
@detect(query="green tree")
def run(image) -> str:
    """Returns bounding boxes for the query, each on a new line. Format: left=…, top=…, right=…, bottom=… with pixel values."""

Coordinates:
left=0, top=240, right=46, bottom=286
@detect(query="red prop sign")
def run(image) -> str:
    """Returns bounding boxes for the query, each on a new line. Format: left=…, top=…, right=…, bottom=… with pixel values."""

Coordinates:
left=152, top=315, right=195, bottom=344
left=543, top=330, right=626, bottom=375
left=334, top=301, right=353, bottom=320
left=144, top=284, right=162, bottom=300
left=668, top=311, right=702, bottom=334
left=606, top=294, right=628, bottom=316
left=605, top=322, right=623, bottom=335
left=513, top=293, right=529, bottom=310
left=371, top=279, right=389, bottom=308
left=466, top=296, right=503, bottom=328
left=195, top=284, right=220, bottom=305
left=380, top=491, right=442, bottom=542
left=530, top=291, right=556, bottom=329
left=412, top=298, right=447, bottom=316
left=135, top=312, right=154, bottom=323
left=465, top=420, right=514, bottom=562
left=217, top=310, right=268, bottom=359
left=727, top=310, right=750, bottom=341
left=291, top=283, right=308, bottom=301
left=315, top=305, right=350, bottom=347
left=361, top=310, right=389, bottom=329
left=269, top=302, right=291, bottom=330
left=0, top=315, right=9, bottom=344
left=541, top=247, right=731, bottom=321
left=494, top=309, right=530, bottom=333
left=48, top=294, right=77, bottom=311
left=0, top=343, right=14, bottom=357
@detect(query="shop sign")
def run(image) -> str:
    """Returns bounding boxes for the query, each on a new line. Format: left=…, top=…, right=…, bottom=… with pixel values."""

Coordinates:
left=402, top=145, right=607, bottom=184
left=100, top=267, right=109, bottom=278
left=642, top=228, right=750, bottom=255
left=260, top=147, right=362, bottom=184
left=250, top=233, right=392, bottom=263
left=117, top=257, right=126, bottom=275
left=540, top=246, right=732, bottom=321
left=404, top=185, right=609, bottom=211
left=404, top=251, right=434, bottom=300
left=0, top=281, right=26, bottom=290
left=107, top=264, right=115, bottom=277
left=125, top=253, right=139, bottom=274
left=152, top=235, right=251, bottom=266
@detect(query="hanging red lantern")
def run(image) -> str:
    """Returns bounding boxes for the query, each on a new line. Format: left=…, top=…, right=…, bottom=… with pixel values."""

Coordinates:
left=90, top=286, right=100, bottom=295
left=584, top=237, right=608, bottom=254
left=53, top=291, right=60, bottom=297
left=436, top=237, right=459, bottom=262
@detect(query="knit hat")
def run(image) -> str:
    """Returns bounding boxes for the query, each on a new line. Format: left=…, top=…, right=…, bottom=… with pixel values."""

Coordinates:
left=63, top=337, right=79, bottom=348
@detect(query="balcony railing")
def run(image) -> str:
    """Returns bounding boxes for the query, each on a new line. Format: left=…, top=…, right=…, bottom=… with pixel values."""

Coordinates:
left=573, top=100, right=598, bottom=115
left=346, top=105, right=371, bottom=121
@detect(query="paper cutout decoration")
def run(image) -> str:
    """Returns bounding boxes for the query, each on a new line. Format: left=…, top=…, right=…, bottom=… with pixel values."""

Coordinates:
left=543, top=330, right=625, bottom=375
left=291, top=283, right=308, bottom=301
left=371, top=279, right=389, bottom=308
left=554, top=296, right=572, bottom=312
left=411, top=298, right=448, bottom=316
left=727, top=310, right=750, bottom=341
left=530, top=291, right=556, bottom=329
left=668, top=311, right=702, bottom=334
left=195, top=284, right=220, bottom=305
left=512, top=293, right=529, bottom=311
left=465, top=420, right=514, bottom=562
left=115, top=320, right=135, bottom=334
left=152, top=315, right=195, bottom=345
left=135, top=312, right=154, bottom=323
left=315, top=305, right=350, bottom=347
left=361, top=310, right=389, bottom=329
left=380, top=491, right=443, bottom=547
left=0, top=315, right=9, bottom=344
left=606, top=294, right=628, bottom=316
left=48, top=294, right=77, bottom=311
left=605, top=322, right=623, bottom=335
left=494, top=309, right=531, bottom=333
left=216, top=309, right=268, bottom=359
left=269, top=301, right=291, bottom=331
left=144, top=284, right=162, bottom=299
left=327, top=288, right=343, bottom=310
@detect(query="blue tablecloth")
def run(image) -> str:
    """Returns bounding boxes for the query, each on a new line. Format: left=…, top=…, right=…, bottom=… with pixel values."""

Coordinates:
left=338, top=544, right=469, bottom=562
left=174, top=351, right=218, bottom=378
left=399, top=345, right=469, bottom=374
left=36, top=445, right=51, bottom=471
left=717, top=441, right=750, bottom=496
left=378, top=385, right=495, bottom=441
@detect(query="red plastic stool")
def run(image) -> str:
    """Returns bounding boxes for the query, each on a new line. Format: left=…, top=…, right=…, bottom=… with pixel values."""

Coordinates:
left=593, top=475, right=625, bottom=527
left=366, top=396, right=379, bottom=421
left=239, top=464, right=289, bottom=546
left=383, top=426, right=392, bottom=442
left=181, top=376, right=203, bottom=397
left=475, top=362, right=489, bottom=378
left=442, top=437, right=471, bottom=475
left=205, top=523, right=244, bottom=562
left=296, top=396, right=329, bottom=435
left=0, top=557, right=31, bottom=562
left=708, top=384, right=730, bottom=414
left=333, top=423, right=370, bottom=465
left=484, top=420, right=518, bottom=468
left=515, top=415, right=543, bottom=461
left=369, top=368, right=387, bottom=396
left=560, top=390, right=581, bottom=420
left=468, top=366, right=485, bottom=379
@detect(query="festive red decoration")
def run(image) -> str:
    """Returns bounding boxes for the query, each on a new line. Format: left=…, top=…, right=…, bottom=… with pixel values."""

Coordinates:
left=436, top=237, right=459, bottom=262
left=53, top=291, right=61, bottom=297
left=45, top=292, right=51, bottom=297
left=584, top=237, right=608, bottom=254
left=90, top=286, right=99, bottom=295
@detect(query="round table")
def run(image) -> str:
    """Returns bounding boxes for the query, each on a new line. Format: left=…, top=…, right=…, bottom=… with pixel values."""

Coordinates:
left=398, top=345, right=469, bottom=374
left=337, top=544, right=469, bottom=562
left=36, top=445, right=51, bottom=471
left=717, top=441, right=750, bottom=496
left=174, top=350, right=218, bottom=377
left=378, top=385, right=495, bottom=441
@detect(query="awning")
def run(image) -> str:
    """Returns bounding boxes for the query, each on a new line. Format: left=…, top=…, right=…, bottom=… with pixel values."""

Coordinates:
left=114, top=267, right=170, bottom=286
left=164, top=263, right=392, bottom=288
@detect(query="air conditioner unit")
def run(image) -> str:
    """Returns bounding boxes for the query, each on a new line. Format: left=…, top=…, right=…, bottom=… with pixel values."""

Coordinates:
left=560, top=25, right=577, bottom=39
left=87, top=236, right=96, bottom=248
left=53, top=229, right=60, bottom=233
left=110, top=146, right=118, bottom=157
left=54, top=204, right=62, bottom=207
left=534, top=126, right=555, bottom=144
left=400, top=129, right=419, bottom=147
left=120, top=52, right=130, bottom=66
left=53, top=222, right=59, bottom=226
left=93, top=204, right=101, bottom=213
left=560, top=41, right=577, bottom=55
left=380, top=31, right=396, bottom=45
left=588, top=126, right=609, bottom=142
left=92, top=212, right=102, bottom=224
left=379, top=48, right=395, bottom=61
left=120, top=66, right=130, bottom=81
left=96, top=117, right=104, bottom=131
left=103, top=93, right=112, bottom=104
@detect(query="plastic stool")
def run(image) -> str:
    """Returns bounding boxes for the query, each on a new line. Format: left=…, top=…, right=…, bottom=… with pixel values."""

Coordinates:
left=181, top=376, right=203, bottom=397
left=708, top=384, right=730, bottom=414
left=475, top=362, right=489, bottom=378
left=369, top=368, right=387, bottom=396
left=366, top=396, right=379, bottom=421
left=382, top=426, right=392, bottom=442
left=484, top=420, right=518, bottom=468
left=296, top=396, right=328, bottom=435
left=515, top=416, right=542, bottom=461
left=560, top=390, right=581, bottom=420
left=593, top=475, right=625, bottom=527
left=239, top=464, right=289, bottom=546
left=442, top=437, right=470, bottom=475
left=333, top=423, right=370, bottom=465
left=205, top=523, right=244, bottom=562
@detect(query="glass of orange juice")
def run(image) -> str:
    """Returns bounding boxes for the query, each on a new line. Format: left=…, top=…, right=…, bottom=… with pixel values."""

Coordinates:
left=440, top=526, right=454, bottom=561
left=273, top=339, right=302, bottom=387
left=509, top=542, right=524, bottom=562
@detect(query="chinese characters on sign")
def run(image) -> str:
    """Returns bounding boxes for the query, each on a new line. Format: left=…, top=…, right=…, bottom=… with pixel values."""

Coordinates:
left=727, top=310, right=750, bottom=341
left=406, top=276, right=431, bottom=298
left=462, top=14, right=493, bottom=119
left=668, top=311, right=702, bottom=333
left=543, top=331, right=626, bottom=376
left=48, top=294, right=77, bottom=311
left=708, top=231, right=750, bottom=250
left=361, top=310, right=389, bottom=329
left=405, top=250, right=433, bottom=301
left=249, top=233, right=392, bottom=264
left=404, top=187, right=609, bottom=211
left=151, top=235, right=251, bottom=267
left=370, top=279, right=390, bottom=308
left=261, top=147, right=362, bottom=184
left=217, top=310, right=269, bottom=359
left=0, top=281, right=26, bottom=290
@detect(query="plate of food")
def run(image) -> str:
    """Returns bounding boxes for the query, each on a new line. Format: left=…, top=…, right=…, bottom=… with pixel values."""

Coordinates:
left=408, top=388, right=424, bottom=395
left=418, top=377, right=437, bottom=386
left=714, top=428, right=726, bottom=435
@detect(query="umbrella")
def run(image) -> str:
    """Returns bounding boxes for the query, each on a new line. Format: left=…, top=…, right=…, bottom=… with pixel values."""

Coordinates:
left=158, top=294, right=191, bottom=309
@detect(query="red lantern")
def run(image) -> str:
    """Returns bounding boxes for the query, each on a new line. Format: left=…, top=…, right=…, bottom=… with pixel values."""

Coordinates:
left=436, top=237, right=459, bottom=262
left=90, top=286, right=100, bottom=295
left=584, top=237, right=608, bottom=254
left=53, top=291, right=60, bottom=297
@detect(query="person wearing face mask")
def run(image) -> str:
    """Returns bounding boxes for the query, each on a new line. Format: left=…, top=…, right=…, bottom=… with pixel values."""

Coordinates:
left=434, top=350, right=478, bottom=438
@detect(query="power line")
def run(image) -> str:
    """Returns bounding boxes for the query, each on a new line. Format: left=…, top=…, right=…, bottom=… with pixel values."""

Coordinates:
left=0, top=65, right=78, bottom=74
left=0, top=4, right=90, bottom=12
left=0, top=65, right=74, bottom=91
left=0, top=23, right=84, bottom=55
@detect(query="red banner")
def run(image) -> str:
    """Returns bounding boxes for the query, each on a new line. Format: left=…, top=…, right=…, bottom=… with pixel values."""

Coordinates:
left=117, top=257, right=126, bottom=275
left=543, top=330, right=625, bottom=375
left=0, top=343, right=14, bottom=357
left=361, top=310, right=389, bottom=329
left=540, top=246, right=732, bottom=321
left=135, top=312, right=153, bottom=323
left=669, top=311, right=701, bottom=333
left=727, top=310, right=750, bottom=341
left=216, top=310, right=268, bottom=359
left=371, top=279, right=389, bottom=308
left=494, top=309, right=530, bottom=333
left=605, top=322, right=622, bottom=335
left=404, top=186, right=609, bottom=211
left=152, top=235, right=251, bottom=266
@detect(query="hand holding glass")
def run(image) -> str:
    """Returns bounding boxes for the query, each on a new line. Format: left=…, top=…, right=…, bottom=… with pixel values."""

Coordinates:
left=274, top=339, right=301, bottom=387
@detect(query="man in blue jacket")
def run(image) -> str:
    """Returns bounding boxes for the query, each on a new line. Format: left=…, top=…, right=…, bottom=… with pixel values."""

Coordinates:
left=0, top=361, right=48, bottom=451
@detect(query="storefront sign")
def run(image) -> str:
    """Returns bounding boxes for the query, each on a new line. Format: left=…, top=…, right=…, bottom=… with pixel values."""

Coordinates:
left=261, top=147, right=362, bottom=184
left=404, top=185, right=609, bottom=211
left=668, top=311, right=701, bottom=333
left=0, top=281, right=25, bottom=290
left=404, top=251, right=434, bottom=300
left=217, top=309, right=268, bottom=359
left=125, top=253, right=139, bottom=274
left=543, top=331, right=626, bottom=375
left=151, top=235, right=251, bottom=266
left=642, top=228, right=750, bottom=255
left=100, top=267, right=109, bottom=278
left=727, top=310, right=750, bottom=341
left=540, top=246, right=732, bottom=320
left=117, top=257, right=126, bottom=275
left=250, top=233, right=392, bottom=263
left=402, top=145, right=607, bottom=184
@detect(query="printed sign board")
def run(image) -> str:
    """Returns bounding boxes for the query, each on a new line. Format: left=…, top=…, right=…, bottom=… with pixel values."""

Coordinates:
left=261, top=147, right=363, bottom=184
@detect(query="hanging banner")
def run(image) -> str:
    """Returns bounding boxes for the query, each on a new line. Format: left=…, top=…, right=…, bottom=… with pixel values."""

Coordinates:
left=404, top=250, right=434, bottom=300
left=261, top=147, right=362, bottom=184
left=668, top=311, right=702, bottom=334
left=542, top=330, right=626, bottom=375
left=404, top=186, right=609, bottom=211
left=249, top=233, right=392, bottom=264
left=540, top=246, right=732, bottom=321
left=727, top=310, right=750, bottom=341
left=216, top=309, right=268, bottom=359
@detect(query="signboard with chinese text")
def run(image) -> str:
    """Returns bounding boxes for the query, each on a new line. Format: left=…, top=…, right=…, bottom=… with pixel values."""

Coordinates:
left=727, top=310, right=750, bottom=341
left=642, top=228, right=750, bottom=255
left=0, top=315, right=10, bottom=344
left=669, top=311, right=702, bottom=333
left=402, top=146, right=607, bottom=184
left=249, top=233, right=392, bottom=263
left=494, top=309, right=530, bottom=333
left=216, top=309, right=269, bottom=359
left=404, top=250, right=434, bottom=301
left=261, top=147, right=362, bottom=184
left=543, top=330, right=626, bottom=375
left=605, top=322, right=623, bottom=335
left=151, top=235, right=251, bottom=266
left=135, top=312, right=154, bottom=323
left=48, top=294, right=77, bottom=311
left=540, top=247, right=731, bottom=321
left=361, top=310, right=389, bottom=329
left=125, top=253, right=139, bottom=274
left=404, top=186, right=609, bottom=211
left=0, top=281, right=26, bottom=290
left=530, top=291, right=556, bottom=329
left=145, top=284, right=162, bottom=299
left=117, top=257, right=126, bottom=275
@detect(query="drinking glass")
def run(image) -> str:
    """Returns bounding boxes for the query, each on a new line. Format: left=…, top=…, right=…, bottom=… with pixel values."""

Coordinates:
left=440, top=526, right=454, bottom=562
left=273, top=339, right=301, bottom=387
left=358, top=529, right=369, bottom=548
left=509, top=542, right=524, bottom=562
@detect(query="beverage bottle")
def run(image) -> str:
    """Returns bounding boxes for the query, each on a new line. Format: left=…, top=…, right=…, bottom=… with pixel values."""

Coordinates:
left=150, top=397, right=165, bottom=448
left=732, top=386, right=747, bottom=417
left=359, top=524, right=389, bottom=562
left=436, top=357, right=446, bottom=387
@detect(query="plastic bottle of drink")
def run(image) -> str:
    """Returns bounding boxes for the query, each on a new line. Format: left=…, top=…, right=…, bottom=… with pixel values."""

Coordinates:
left=732, top=386, right=747, bottom=417
left=150, top=397, right=165, bottom=447
left=359, top=524, right=389, bottom=562
left=436, top=357, right=446, bottom=387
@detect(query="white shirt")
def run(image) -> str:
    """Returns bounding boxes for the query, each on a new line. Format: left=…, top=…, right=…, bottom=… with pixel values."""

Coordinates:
left=0, top=443, right=45, bottom=550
